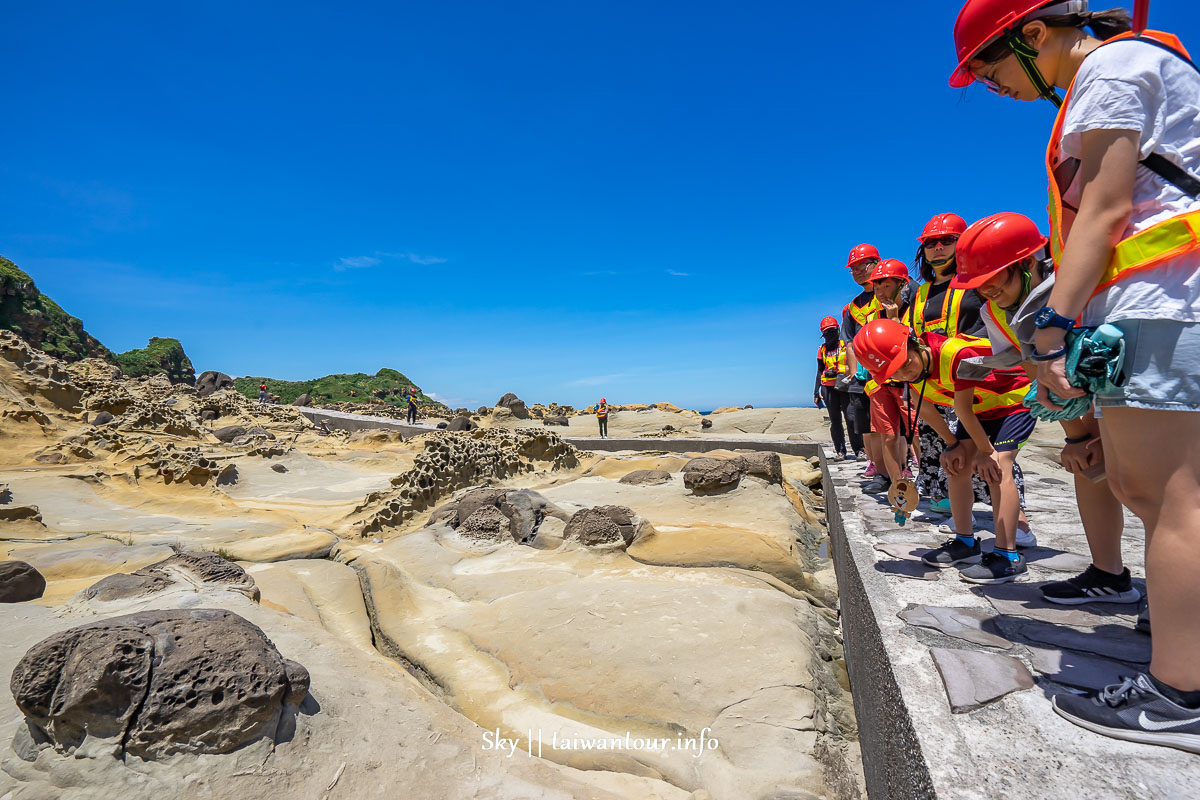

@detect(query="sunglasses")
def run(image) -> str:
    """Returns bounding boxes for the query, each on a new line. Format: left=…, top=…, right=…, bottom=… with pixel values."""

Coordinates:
left=922, top=236, right=958, bottom=248
left=976, top=70, right=1005, bottom=96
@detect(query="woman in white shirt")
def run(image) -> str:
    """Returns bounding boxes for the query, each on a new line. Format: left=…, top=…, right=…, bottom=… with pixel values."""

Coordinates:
left=949, top=0, right=1200, bottom=752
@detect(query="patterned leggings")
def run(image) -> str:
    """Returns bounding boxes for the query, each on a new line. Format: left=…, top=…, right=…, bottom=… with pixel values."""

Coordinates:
left=915, top=406, right=1025, bottom=507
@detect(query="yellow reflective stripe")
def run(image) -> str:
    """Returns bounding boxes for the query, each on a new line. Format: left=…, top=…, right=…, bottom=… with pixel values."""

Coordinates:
left=848, top=297, right=880, bottom=327
left=985, top=302, right=1021, bottom=351
left=910, top=282, right=966, bottom=337
left=1097, top=209, right=1200, bottom=289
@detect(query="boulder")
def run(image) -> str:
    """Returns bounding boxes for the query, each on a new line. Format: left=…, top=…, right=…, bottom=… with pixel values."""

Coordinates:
left=736, top=452, right=783, bottom=485
left=458, top=505, right=511, bottom=543
left=744, top=404, right=754, bottom=409
left=542, top=415, right=569, bottom=427
left=0, top=504, right=43, bottom=522
left=701, top=418, right=713, bottom=429
left=0, top=561, right=46, bottom=602
left=661, top=425, right=675, bottom=432
left=476, top=406, right=489, bottom=415
left=212, top=425, right=247, bottom=443
left=436, top=422, right=448, bottom=430
left=682, top=457, right=743, bottom=494
left=446, top=416, right=476, bottom=432
left=194, top=371, right=235, bottom=398
left=90, top=411, right=114, bottom=426
left=292, top=393, right=311, bottom=406
left=591, top=505, right=653, bottom=546
left=495, top=392, right=530, bottom=420
left=200, top=410, right=218, bottom=422
left=271, top=463, right=288, bottom=473
left=618, top=469, right=672, bottom=486
left=80, top=551, right=259, bottom=603
left=10, top=608, right=309, bottom=759
left=564, top=508, right=625, bottom=547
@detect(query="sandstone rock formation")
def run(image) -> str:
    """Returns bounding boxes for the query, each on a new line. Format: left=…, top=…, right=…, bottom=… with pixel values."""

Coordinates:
left=0, top=561, right=46, bottom=602
left=428, top=486, right=571, bottom=544
left=78, top=551, right=260, bottom=605
left=494, top=392, right=530, bottom=419
left=353, top=429, right=581, bottom=536
left=682, top=456, right=743, bottom=494
left=737, top=451, right=783, bottom=485
left=445, top=416, right=477, bottom=431
left=10, top=608, right=309, bottom=759
left=195, top=370, right=235, bottom=398
left=618, top=469, right=672, bottom=486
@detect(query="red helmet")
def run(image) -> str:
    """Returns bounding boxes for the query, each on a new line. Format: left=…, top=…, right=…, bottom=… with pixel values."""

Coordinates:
left=600, top=398, right=606, bottom=403
left=852, top=319, right=912, bottom=382
left=918, top=212, right=968, bottom=242
left=949, top=0, right=1086, bottom=87
left=951, top=212, right=1048, bottom=289
left=820, top=316, right=839, bottom=332
left=868, top=258, right=910, bottom=283
left=845, top=244, right=881, bottom=269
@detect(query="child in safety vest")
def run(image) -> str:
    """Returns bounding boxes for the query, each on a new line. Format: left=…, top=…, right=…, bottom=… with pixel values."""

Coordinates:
left=863, top=258, right=916, bottom=494
left=854, top=318, right=1035, bottom=585
left=949, top=0, right=1200, bottom=747
left=952, top=211, right=1139, bottom=607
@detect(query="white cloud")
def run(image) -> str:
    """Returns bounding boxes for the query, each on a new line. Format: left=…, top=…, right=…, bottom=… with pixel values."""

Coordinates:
left=334, top=251, right=447, bottom=271
left=335, top=255, right=382, bottom=270
left=666, top=270, right=689, bottom=277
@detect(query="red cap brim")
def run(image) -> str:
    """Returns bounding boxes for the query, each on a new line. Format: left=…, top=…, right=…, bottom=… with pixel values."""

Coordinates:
left=948, top=62, right=975, bottom=89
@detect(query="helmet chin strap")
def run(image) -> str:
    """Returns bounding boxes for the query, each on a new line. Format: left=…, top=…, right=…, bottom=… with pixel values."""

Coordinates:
left=930, top=255, right=956, bottom=270
left=1006, top=29, right=1063, bottom=107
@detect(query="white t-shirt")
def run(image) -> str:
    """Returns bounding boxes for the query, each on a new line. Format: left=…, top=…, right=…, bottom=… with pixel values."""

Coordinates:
left=1059, top=37, right=1200, bottom=325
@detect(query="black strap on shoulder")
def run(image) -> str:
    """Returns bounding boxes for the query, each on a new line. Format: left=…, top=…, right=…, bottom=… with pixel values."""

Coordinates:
left=1101, top=35, right=1200, bottom=198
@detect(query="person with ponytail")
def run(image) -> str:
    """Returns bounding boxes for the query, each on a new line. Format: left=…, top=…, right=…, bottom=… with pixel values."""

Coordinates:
left=950, top=0, right=1200, bottom=751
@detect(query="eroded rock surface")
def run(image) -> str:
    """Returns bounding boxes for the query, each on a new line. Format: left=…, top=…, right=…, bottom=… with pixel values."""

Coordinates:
left=0, top=561, right=46, bottom=602
left=10, top=608, right=309, bottom=759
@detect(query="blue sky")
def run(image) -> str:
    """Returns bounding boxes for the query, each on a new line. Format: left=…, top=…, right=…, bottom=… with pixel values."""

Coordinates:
left=2, top=1, right=1191, bottom=409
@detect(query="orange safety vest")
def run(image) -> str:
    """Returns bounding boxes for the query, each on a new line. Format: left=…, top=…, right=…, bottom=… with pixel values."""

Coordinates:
left=596, top=404, right=608, bottom=419
left=983, top=301, right=1021, bottom=352
left=907, top=281, right=967, bottom=338
left=817, top=342, right=848, bottom=387
left=1048, top=30, right=1200, bottom=295
left=917, top=334, right=1028, bottom=417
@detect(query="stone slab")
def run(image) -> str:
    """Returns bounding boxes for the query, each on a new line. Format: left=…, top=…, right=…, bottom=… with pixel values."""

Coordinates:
left=1002, top=618, right=1150, bottom=664
left=1026, top=646, right=1139, bottom=692
left=975, top=582, right=1134, bottom=627
left=930, top=647, right=1035, bottom=713
left=875, top=561, right=941, bottom=582
left=900, top=606, right=1012, bottom=649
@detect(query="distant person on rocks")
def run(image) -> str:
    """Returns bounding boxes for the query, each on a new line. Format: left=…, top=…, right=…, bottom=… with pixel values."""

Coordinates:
left=596, top=398, right=609, bottom=438
left=258, top=382, right=268, bottom=404
left=407, top=388, right=419, bottom=424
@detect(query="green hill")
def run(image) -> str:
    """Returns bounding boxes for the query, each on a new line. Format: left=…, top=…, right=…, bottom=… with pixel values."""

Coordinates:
left=233, top=368, right=440, bottom=407
left=0, top=256, right=114, bottom=362
left=115, top=337, right=196, bottom=384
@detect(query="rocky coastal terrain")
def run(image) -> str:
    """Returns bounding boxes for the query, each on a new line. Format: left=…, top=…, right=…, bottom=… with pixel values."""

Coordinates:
left=0, top=314, right=864, bottom=799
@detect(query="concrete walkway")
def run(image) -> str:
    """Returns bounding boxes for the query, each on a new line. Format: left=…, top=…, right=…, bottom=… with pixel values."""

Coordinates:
left=822, top=447, right=1199, bottom=800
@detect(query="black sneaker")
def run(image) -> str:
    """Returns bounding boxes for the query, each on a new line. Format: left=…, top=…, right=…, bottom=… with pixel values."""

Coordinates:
left=1041, top=565, right=1141, bottom=606
left=862, top=476, right=891, bottom=494
left=959, top=551, right=1028, bottom=584
left=1053, top=673, right=1200, bottom=754
left=921, top=537, right=982, bottom=568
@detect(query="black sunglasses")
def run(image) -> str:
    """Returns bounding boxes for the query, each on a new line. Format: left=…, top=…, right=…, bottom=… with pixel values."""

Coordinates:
left=923, top=236, right=958, bottom=248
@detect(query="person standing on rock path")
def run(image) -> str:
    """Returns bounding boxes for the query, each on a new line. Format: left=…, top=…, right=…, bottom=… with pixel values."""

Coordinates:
left=815, top=316, right=863, bottom=460
left=596, top=398, right=609, bottom=438
left=407, top=387, right=419, bottom=425
left=949, top=0, right=1200, bottom=749
left=258, top=382, right=268, bottom=405
left=839, top=244, right=886, bottom=473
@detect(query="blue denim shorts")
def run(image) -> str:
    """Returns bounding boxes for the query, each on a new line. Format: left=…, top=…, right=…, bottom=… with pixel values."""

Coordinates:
left=1094, top=319, right=1200, bottom=413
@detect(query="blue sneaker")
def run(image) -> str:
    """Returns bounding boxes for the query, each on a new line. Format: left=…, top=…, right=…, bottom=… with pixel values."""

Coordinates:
left=929, top=497, right=952, bottom=514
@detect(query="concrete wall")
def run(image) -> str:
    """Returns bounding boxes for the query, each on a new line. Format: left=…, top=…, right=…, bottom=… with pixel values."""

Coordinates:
left=296, top=407, right=430, bottom=437
left=821, top=450, right=936, bottom=800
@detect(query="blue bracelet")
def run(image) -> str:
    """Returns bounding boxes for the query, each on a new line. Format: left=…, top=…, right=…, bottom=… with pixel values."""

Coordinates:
left=1030, top=346, right=1068, bottom=362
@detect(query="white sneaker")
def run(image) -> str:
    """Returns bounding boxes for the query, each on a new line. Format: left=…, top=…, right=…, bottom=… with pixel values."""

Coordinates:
left=1016, top=526, right=1038, bottom=549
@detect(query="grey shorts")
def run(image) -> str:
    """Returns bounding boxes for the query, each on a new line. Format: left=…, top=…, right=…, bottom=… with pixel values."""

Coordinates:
left=1094, top=319, right=1200, bottom=413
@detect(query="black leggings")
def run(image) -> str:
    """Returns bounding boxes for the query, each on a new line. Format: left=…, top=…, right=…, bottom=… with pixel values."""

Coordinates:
left=823, top=386, right=865, bottom=455
left=407, top=405, right=417, bottom=424
left=598, top=417, right=608, bottom=436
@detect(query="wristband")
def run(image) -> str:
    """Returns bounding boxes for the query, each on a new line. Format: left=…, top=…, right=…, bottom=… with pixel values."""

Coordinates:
left=1064, top=434, right=1094, bottom=445
left=1031, top=346, right=1068, bottom=362
left=943, top=440, right=961, bottom=452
